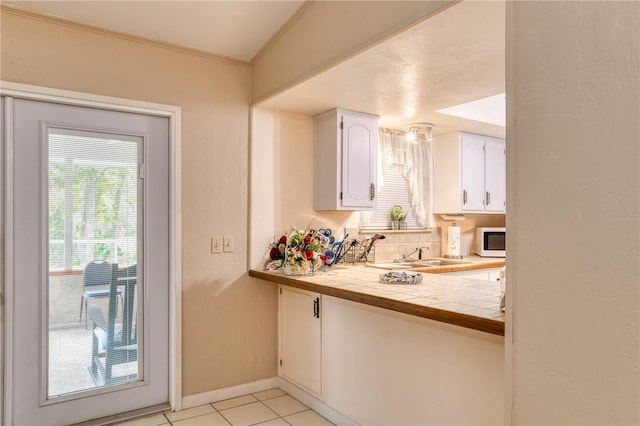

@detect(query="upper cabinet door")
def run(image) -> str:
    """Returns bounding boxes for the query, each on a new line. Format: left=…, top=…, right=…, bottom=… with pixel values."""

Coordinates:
left=460, top=134, right=486, bottom=212
left=484, top=139, right=506, bottom=212
left=433, top=132, right=506, bottom=214
left=341, top=113, right=377, bottom=208
left=314, top=108, right=378, bottom=210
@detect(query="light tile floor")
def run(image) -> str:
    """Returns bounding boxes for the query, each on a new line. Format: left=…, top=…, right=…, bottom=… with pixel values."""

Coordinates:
left=116, top=388, right=334, bottom=426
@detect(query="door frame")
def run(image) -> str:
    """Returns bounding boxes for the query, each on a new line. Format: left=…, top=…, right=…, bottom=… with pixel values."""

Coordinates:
left=0, top=81, right=183, bottom=423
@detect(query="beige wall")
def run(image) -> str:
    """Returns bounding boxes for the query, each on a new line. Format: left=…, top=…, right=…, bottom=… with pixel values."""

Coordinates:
left=249, top=107, right=506, bottom=265
left=250, top=107, right=353, bottom=268
left=251, top=0, right=454, bottom=103
left=1, top=9, right=277, bottom=396
left=5, top=1, right=639, bottom=421
left=508, top=1, right=639, bottom=424
left=434, top=214, right=505, bottom=257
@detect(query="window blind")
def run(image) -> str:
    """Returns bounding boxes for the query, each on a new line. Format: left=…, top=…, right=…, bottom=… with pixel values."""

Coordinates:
left=362, top=163, right=424, bottom=230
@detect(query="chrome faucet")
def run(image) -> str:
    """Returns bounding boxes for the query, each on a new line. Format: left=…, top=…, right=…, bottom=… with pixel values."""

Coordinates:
left=402, top=246, right=430, bottom=261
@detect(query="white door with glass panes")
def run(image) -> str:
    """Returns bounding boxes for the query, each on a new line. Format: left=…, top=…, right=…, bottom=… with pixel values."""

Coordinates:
left=5, top=97, right=170, bottom=425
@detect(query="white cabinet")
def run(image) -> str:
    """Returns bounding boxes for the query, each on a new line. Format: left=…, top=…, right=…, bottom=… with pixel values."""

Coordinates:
left=321, top=295, right=504, bottom=425
left=278, top=285, right=322, bottom=395
left=314, top=108, right=378, bottom=210
left=275, top=288, right=504, bottom=424
left=483, top=139, right=507, bottom=212
left=434, top=132, right=506, bottom=214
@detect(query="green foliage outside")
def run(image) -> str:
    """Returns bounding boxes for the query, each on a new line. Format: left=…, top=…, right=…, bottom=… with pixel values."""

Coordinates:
left=48, top=161, right=138, bottom=270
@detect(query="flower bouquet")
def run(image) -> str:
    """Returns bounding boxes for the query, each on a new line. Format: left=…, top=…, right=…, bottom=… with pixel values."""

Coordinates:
left=264, top=226, right=331, bottom=275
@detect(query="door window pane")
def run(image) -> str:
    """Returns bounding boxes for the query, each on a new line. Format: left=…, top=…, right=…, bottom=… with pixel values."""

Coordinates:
left=47, top=128, right=142, bottom=398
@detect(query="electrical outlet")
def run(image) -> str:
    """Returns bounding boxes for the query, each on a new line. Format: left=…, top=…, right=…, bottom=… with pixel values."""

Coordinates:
left=211, top=236, right=223, bottom=254
left=223, top=235, right=234, bottom=253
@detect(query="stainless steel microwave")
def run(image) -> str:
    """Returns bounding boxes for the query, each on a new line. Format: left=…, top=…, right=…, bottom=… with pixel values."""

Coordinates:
left=476, top=227, right=506, bottom=257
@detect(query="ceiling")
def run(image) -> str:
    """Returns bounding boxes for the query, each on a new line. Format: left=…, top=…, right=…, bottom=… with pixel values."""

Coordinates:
left=3, top=0, right=305, bottom=62
left=259, top=1, right=506, bottom=137
left=4, top=1, right=505, bottom=137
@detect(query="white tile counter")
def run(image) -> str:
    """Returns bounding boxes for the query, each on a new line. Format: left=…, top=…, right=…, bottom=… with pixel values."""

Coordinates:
left=249, top=261, right=505, bottom=336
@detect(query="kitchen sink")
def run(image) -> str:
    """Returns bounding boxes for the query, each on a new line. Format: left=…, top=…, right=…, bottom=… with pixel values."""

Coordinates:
left=366, top=262, right=413, bottom=270
left=368, top=258, right=472, bottom=270
left=394, top=258, right=472, bottom=267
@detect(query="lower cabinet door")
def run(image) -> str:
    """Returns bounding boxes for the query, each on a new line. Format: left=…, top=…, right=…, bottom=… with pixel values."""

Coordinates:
left=279, top=285, right=322, bottom=395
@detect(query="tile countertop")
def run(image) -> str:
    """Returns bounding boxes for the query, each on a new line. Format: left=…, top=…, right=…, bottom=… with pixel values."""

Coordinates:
left=249, top=257, right=505, bottom=336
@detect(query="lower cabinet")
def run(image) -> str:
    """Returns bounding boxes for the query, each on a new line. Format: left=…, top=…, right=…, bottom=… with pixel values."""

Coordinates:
left=278, top=285, right=322, bottom=395
left=277, top=285, right=504, bottom=424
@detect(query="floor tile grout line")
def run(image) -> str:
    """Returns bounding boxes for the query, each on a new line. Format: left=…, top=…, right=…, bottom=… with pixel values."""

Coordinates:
left=204, top=390, right=295, bottom=414
left=133, top=407, right=323, bottom=426
left=214, top=399, right=280, bottom=426
left=134, top=388, right=327, bottom=426
left=209, top=391, right=282, bottom=412
left=255, top=399, right=281, bottom=424
left=259, top=397, right=315, bottom=421
left=217, top=408, right=232, bottom=426
left=209, top=397, right=258, bottom=413
left=253, top=394, right=282, bottom=402
left=280, top=406, right=309, bottom=417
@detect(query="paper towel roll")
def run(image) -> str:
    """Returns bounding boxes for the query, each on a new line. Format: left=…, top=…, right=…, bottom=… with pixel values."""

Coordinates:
left=447, top=223, right=461, bottom=257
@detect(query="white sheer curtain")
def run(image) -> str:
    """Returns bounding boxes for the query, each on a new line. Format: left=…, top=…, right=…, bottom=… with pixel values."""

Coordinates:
left=377, top=127, right=434, bottom=228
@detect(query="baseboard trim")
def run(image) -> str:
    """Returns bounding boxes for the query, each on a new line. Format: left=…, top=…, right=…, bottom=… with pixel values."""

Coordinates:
left=277, top=377, right=358, bottom=426
left=181, top=377, right=280, bottom=410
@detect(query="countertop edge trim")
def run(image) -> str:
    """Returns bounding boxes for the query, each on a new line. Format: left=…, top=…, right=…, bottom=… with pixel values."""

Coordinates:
left=249, top=269, right=505, bottom=336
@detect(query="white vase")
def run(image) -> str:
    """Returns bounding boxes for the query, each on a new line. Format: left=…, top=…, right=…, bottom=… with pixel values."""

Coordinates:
left=283, top=261, right=312, bottom=276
